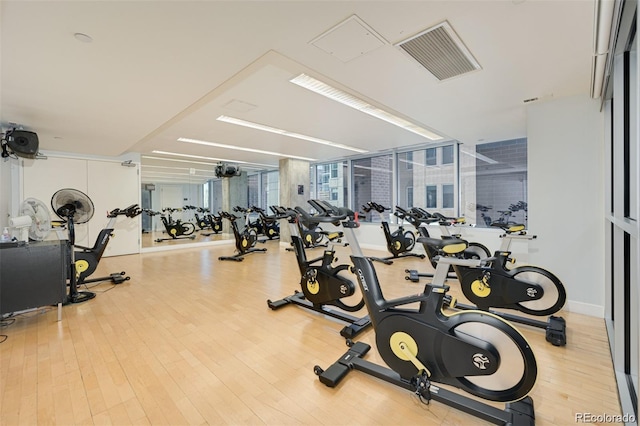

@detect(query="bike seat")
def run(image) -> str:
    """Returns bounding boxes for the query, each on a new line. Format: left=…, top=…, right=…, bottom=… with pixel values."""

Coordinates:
left=416, top=236, right=468, bottom=254
left=490, top=222, right=526, bottom=233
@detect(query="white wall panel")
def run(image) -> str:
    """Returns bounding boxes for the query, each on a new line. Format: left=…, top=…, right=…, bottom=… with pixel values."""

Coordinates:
left=21, top=156, right=140, bottom=256
left=527, top=94, right=605, bottom=316
left=87, top=161, right=140, bottom=256
left=21, top=157, right=90, bottom=246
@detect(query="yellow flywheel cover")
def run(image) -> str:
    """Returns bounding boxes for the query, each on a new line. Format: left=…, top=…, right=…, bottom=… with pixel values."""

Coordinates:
left=389, top=332, right=419, bottom=361
left=471, top=279, right=491, bottom=297
left=75, top=260, right=89, bottom=273
left=170, top=228, right=177, bottom=235
left=394, top=241, right=402, bottom=250
left=306, top=280, right=320, bottom=295
left=242, top=239, right=248, bottom=248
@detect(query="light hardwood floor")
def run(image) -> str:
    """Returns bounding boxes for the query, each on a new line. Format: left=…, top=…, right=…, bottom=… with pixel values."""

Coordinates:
left=0, top=241, right=624, bottom=425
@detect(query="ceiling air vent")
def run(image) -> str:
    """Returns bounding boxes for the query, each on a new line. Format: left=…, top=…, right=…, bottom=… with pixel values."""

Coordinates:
left=395, top=21, right=481, bottom=81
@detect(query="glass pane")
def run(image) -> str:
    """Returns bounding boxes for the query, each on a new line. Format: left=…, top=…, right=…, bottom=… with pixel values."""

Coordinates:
left=398, top=145, right=457, bottom=217
left=353, top=154, right=392, bottom=222
left=442, top=145, right=454, bottom=164
left=460, top=139, right=528, bottom=227
left=309, top=165, right=316, bottom=200
left=202, top=182, right=210, bottom=209
left=628, top=46, right=637, bottom=220
left=211, top=179, right=223, bottom=214
left=426, top=185, right=437, bottom=208
left=443, top=184, right=454, bottom=208
left=406, top=151, right=413, bottom=169
left=397, top=152, right=414, bottom=209
left=315, top=161, right=348, bottom=207
left=262, top=171, right=279, bottom=210
left=247, top=174, right=259, bottom=208
left=426, top=147, right=437, bottom=166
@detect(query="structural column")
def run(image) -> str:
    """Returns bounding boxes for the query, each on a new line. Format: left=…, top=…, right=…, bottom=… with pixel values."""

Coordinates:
left=279, top=158, right=310, bottom=244
left=221, top=172, right=248, bottom=237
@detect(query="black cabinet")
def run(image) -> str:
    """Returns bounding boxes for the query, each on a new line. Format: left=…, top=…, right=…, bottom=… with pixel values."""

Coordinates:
left=0, top=240, right=68, bottom=315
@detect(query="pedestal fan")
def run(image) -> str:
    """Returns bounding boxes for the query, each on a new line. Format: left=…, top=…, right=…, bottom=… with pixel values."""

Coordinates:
left=14, top=198, right=52, bottom=242
left=51, top=188, right=96, bottom=304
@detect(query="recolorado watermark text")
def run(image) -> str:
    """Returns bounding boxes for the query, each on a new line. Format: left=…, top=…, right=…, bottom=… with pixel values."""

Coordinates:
left=575, top=412, right=635, bottom=423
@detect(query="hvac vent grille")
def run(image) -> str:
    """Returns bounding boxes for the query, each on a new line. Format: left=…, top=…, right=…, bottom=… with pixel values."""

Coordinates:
left=396, top=21, right=480, bottom=81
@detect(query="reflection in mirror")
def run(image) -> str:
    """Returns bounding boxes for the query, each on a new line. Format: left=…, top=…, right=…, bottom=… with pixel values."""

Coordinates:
left=140, top=155, right=279, bottom=249
left=140, top=155, right=233, bottom=248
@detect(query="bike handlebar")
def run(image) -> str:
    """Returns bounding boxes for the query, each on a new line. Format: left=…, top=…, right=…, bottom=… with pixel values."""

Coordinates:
left=361, top=201, right=389, bottom=213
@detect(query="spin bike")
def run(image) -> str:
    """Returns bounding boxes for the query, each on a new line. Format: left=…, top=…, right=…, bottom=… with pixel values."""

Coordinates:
left=396, top=207, right=491, bottom=281
left=194, top=207, right=211, bottom=230
left=408, top=215, right=567, bottom=346
left=361, top=202, right=425, bottom=265
left=294, top=205, right=345, bottom=248
left=314, top=212, right=537, bottom=425
left=218, top=210, right=266, bottom=261
left=75, top=204, right=142, bottom=285
left=252, top=206, right=280, bottom=240
left=267, top=207, right=370, bottom=338
left=294, top=206, right=328, bottom=248
left=150, top=208, right=196, bottom=242
left=194, top=208, right=223, bottom=235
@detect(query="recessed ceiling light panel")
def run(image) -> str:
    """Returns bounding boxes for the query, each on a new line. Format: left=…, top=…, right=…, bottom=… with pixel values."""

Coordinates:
left=215, top=116, right=367, bottom=153
left=290, top=74, right=442, bottom=141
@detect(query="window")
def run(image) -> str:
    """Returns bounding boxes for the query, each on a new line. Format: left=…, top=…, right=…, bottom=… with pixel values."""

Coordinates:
left=426, top=185, right=437, bottom=208
left=210, top=179, right=223, bottom=215
left=314, top=161, right=348, bottom=207
left=247, top=174, right=259, bottom=208
left=460, top=139, right=528, bottom=227
left=405, top=151, right=413, bottom=169
left=352, top=154, right=392, bottom=222
left=261, top=171, right=279, bottom=210
left=203, top=182, right=210, bottom=209
left=330, top=187, right=338, bottom=201
left=426, top=148, right=437, bottom=166
left=442, top=145, right=454, bottom=165
left=443, top=184, right=454, bottom=209
left=604, top=14, right=639, bottom=420
left=406, top=186, right=413, bottom=208
left=397, top=145, right=457, bottom=216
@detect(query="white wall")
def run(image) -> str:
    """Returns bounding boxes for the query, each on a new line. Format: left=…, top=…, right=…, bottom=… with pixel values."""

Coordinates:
left=0, top=157, right=16, bottom=231
left=527, top=94, right=605, bottom=316
left=16, top=152, right=141, bottom=256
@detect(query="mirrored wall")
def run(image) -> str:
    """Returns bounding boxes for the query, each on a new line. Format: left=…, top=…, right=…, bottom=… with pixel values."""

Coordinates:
left=140, top=156, right=281, bottom=249
left=140, top=156, right=232, bottom=248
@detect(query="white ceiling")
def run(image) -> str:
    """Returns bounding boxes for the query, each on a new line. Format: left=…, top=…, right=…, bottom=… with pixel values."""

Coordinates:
left=1, top=1, right=596, bottom=177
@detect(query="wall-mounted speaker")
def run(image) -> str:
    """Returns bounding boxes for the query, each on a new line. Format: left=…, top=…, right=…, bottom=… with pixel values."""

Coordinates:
left=7, top=130, right=39, bottom=159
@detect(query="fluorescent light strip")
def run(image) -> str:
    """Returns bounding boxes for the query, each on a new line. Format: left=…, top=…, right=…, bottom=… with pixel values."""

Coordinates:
left=178, top=137, right=318, bottom=161
left=142, top=165, right=216, bottom=174
left=142, top=173, right=218, bottom=181
left=151, top=150, right=274, bottom=168
left=216, top=116, right=367, bottom=154
left=142, top=156, right=220, bottom=167
left=143, top=171, right=194, bottom=177
left=142, top=165, right=190, bottom=171
left=142, top=155, right=269, bottom=171
left=290, top=73, right=443, bottom=141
